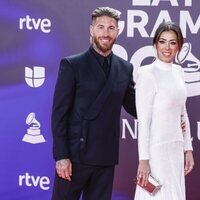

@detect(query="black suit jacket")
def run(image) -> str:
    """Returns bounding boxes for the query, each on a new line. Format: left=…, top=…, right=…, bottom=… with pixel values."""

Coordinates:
left=52, top=47, right=136, bottom=166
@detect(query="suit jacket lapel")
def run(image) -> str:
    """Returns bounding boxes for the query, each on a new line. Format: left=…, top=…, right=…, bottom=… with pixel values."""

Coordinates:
left=84, top=54, right=117, bottom=120
left=80, top=54, right=119, bottom=150
left=87, top=49, right=107, bottom=82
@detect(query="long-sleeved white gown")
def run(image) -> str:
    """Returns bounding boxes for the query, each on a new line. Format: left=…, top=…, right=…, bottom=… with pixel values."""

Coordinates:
left=134, top=59, right=193, bottom=200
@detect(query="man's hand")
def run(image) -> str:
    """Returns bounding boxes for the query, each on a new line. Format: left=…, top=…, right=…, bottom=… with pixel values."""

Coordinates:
left=56, top=159, right=72, bottom=181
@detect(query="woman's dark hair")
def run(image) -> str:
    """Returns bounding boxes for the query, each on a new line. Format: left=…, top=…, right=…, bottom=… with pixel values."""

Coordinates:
left=153, top=21, right=184, bottom=61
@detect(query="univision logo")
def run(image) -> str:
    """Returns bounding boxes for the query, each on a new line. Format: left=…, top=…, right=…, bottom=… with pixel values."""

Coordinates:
left=25, top=66, right=45, bottom=88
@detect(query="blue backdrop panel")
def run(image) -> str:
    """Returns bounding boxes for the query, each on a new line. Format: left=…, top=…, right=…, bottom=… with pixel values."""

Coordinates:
left=0, top=0, right=199, bottom=199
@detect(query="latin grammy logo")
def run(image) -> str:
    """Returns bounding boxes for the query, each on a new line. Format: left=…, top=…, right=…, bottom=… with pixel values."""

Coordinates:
left=22, top=112, right=45, bottom=144
left=176, top=42, right=200, bottom=97
left=176, top=42, right=200, bottom=74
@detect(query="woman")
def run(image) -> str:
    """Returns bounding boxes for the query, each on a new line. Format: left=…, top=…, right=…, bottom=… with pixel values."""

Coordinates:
left=134, top=21, right=194, bottom=199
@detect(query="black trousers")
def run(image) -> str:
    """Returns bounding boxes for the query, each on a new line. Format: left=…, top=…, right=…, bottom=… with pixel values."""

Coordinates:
left=52, top=162, right=115, bottom=200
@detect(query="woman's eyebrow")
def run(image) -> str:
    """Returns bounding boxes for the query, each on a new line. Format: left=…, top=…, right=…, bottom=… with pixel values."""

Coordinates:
left=159, top=37, right=177, bottom=41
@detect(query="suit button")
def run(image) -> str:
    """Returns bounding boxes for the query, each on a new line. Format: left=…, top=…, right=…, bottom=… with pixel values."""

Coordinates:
left=80, top=138, right=84, bottom=142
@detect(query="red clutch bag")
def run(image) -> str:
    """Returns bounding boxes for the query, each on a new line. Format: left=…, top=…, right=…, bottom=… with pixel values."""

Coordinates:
left=134, top=175, right=162, bottom=195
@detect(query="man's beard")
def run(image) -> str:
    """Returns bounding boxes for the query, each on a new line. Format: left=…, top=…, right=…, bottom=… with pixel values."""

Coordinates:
left=93, top=36, right=116, bottom=53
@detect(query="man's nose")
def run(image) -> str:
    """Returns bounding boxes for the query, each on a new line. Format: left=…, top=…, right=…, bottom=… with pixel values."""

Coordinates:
left=103, top=28, right=109, bottom=35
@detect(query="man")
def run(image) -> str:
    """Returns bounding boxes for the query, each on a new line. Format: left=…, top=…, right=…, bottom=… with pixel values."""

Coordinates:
left=51, top=6, right=137, bottom=200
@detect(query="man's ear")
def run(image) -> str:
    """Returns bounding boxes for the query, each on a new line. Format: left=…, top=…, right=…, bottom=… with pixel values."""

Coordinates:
left=116, top=28, right=119, bottom=38
left=89, top=25, right=93, bottom=37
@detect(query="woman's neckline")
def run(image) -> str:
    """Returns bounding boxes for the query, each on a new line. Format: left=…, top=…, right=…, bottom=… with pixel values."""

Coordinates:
left=154, top=58, right=173, bottom=71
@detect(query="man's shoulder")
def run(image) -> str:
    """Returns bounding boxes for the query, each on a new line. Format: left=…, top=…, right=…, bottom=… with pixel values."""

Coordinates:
left=113, top=54, right=133, bottom=70
left=63, top=49, right=89, bottom=64
left=113, top=54, right=130, bottom=64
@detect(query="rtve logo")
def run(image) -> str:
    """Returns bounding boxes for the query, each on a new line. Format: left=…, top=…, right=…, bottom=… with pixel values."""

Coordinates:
left=19, top=15, right=51, bottom=33
left=19, top=172, right=50, bottom=190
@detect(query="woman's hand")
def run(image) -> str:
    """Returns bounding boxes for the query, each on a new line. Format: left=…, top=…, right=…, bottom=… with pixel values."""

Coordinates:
left=137, top=160, right=151, bottom=187
left=184, top=150, right=194, bottom=176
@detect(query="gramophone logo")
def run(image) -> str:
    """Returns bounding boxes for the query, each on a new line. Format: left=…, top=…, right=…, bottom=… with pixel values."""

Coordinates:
left=175, top=42, right=200, bottom=97
left=25, top=66, right=45, bottom=88
left=22, top=112, right=45, bottom=144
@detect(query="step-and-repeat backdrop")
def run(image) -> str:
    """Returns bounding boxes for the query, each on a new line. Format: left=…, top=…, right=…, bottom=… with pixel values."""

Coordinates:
left=0, top=0, right=199, bottom=199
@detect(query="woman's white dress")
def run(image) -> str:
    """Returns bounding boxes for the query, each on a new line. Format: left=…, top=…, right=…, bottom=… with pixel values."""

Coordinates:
left=134, top=59, right=193, bottom=200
